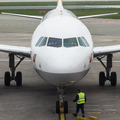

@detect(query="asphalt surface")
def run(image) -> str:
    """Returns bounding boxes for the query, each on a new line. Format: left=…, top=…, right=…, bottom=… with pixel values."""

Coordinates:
left=0, top=15, right=120, bottom=120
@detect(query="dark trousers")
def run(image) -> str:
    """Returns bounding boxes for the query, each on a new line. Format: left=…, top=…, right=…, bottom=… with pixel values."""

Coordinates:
left=76, top=104, right=85, bottom=115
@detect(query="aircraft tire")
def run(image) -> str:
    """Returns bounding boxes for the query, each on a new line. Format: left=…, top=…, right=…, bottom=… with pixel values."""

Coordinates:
left=64, top=101, right=68, bottom=113
left=111, top=72, right=117, bottom=86
left=4, top=71, right=10, bottom=86
left=56, top=101, right=60, bottom=114
left=99, top=71, right=105, bottom=86
left=16, top=71, right=22, bottom=86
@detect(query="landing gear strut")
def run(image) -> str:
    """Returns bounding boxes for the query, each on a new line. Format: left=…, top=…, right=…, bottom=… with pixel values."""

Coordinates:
left=4, top=54, right=25, bottom=86
left=56, top=87, right=68, bottom=117
left=97, top=54, right=117, bottom=86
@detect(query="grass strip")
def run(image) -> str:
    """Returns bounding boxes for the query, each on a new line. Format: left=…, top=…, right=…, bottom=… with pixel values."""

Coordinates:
left=0, top=1, right=120, bottom=6
left=0, top=8, right=120, bottom=19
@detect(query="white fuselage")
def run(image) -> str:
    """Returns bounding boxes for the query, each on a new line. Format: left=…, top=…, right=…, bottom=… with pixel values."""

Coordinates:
left=31, top=8, right=93, bottom=86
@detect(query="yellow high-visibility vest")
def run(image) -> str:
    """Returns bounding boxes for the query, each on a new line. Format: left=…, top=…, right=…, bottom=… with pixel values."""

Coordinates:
left=77, top=92, right=85, bottom=104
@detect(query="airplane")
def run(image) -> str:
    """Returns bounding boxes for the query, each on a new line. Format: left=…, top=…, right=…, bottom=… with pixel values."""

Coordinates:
left=0, top=0, right=119, bottom=113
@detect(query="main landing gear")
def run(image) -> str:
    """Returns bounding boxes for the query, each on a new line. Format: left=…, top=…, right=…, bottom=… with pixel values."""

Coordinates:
left=56, top=87, right=68, bottom=119
left=4, top=54, right=25, bottom=86
left=97, top=54, right=117, bottom=86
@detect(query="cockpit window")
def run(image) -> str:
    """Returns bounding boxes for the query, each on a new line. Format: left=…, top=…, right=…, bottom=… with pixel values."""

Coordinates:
left=78, top=37, right=86, bottom=47
left=64, top=38, right=78, bottom=47
left=35, top=36, right=89, bottom=48
left=39, top=37, right=48, bottom=47
left=81, top=37, right=90, bottom=47
left=47, top=37, right=62, bottom=47
left=35, top=36, right=43, bottom=46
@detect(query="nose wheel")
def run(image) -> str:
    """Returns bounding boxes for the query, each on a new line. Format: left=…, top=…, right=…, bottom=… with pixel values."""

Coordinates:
left=56, top=87, right=68, bottom=119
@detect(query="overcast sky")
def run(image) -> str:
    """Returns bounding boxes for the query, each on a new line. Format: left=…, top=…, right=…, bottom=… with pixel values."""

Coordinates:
left=0, top=0, right=120, bottom=2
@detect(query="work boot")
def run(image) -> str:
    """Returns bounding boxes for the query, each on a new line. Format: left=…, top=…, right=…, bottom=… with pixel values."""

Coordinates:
left=73, top=113, right=77, bottom=117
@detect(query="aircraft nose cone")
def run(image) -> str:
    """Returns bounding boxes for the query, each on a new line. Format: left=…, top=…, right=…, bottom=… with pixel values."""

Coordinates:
left=46, top=53, right=80, bottom=74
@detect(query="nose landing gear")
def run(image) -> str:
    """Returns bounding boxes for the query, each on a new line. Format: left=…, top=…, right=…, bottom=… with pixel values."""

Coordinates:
left=56, top=87, right=68, bottom=120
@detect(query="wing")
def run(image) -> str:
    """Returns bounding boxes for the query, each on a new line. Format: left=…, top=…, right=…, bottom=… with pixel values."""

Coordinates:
left=78, top=13, right=118, bottom=19
left=0, top=44, right=31, bottom=58
left=1, top=12, right=43, bottom=20
left=94, top=45, right=120, bottom=57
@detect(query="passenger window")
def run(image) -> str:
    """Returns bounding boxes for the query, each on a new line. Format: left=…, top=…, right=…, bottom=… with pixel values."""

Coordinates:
left=64, top=38, right=78, bottom=47
left=39, top=37, right=48, bottom=47
left=35, top=36, right=43, bottom=46
left=78, top=37, right=86, bottom=47
left=81, top=37, right=90, bottom=47
left=47, top=37, right=62, bottom=47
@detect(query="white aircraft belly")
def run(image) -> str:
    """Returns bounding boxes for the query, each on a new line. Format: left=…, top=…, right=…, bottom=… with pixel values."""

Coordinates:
left=35, top=68, right=90, bottom=86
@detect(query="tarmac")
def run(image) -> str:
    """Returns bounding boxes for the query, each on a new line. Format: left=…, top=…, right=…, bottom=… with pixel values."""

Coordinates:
left=0, top=15, right=120, bottom=120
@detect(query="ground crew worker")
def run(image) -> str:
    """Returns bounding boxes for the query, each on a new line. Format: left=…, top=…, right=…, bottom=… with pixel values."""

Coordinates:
left=72, top=89, right=86, bottom=117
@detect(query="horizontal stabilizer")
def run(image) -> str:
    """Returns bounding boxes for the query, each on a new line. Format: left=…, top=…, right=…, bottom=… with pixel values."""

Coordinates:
left=78, top=13, right=118, bottom=19
left=1, top=12, right=43, bottom=20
